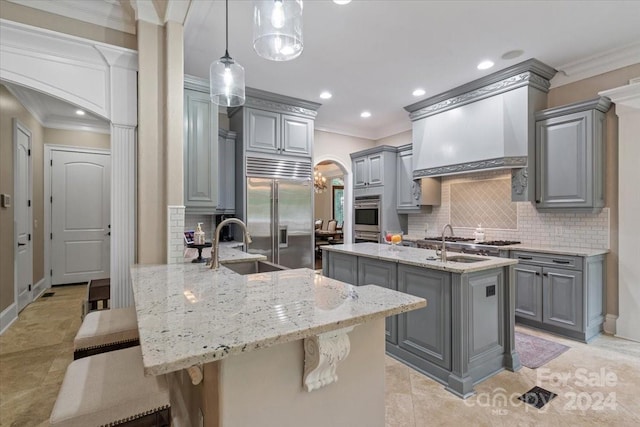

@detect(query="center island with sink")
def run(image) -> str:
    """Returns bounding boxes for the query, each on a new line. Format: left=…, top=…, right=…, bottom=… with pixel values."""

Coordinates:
left=321, top=242, right=521, bottom=398
left=130, top=244, right=425, bottom=427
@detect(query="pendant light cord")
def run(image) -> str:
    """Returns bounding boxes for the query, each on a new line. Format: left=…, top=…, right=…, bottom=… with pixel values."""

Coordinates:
left=224, top=0, right=230, bottom=58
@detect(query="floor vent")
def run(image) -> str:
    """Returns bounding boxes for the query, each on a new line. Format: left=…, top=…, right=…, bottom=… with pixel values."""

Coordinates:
left=41, top=292, right=55, bottom=298
left=518, top=386, right=557, bottom=409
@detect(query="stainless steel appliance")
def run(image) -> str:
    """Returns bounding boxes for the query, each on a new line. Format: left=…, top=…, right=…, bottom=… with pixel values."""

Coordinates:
left=354, top=196, right=381, bottom=233
left=245, top=158, right=313, bottom=269
left=354, top=230, right=380, bottom=243
left=416, top=237, right=521, bottom=258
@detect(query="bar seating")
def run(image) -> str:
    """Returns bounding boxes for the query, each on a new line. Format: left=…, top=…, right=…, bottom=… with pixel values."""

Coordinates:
left=83, top=278, right=110, bottom=318
left=73, top=306, right=140, bottom=360
left=49, top=346, right=171, bottom=426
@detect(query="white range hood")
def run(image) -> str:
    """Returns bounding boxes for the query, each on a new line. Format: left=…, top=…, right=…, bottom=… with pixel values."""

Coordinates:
left=405, top=59, right=556, bottom=201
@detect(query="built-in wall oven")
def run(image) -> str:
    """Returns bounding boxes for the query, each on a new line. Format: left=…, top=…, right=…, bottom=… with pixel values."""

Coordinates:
left=354, top=196, right=381, bottom=242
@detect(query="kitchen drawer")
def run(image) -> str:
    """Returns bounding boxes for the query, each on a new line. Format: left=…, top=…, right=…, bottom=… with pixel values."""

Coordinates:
left=511, top=251, right=582, bottom=270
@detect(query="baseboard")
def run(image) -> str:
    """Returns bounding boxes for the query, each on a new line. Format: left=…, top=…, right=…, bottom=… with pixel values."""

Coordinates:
left=0, top=303, right=18, bottom=335
left=33, top=278, right=48, bottom=300
left=603, top=314, right=618, bottom=335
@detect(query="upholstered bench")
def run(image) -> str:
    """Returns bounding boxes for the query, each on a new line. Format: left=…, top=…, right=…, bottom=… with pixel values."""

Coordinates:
left=73, top=307, right=139, bottom=360
left=50, top=346, right=170, bottom=427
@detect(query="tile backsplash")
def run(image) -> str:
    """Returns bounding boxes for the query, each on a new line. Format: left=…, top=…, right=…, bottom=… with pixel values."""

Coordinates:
left=408, top=170, right=609, bottom=249
left=185, top=214, right=215, bottom=236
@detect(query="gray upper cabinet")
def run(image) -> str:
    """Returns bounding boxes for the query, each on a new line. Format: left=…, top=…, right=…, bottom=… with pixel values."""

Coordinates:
left=396, top=147, right=415, bottom=210
left=246, top=108, right=312, bottom=157
left=246, top=108, right=280, bottom=153
left=535, top=97, right=611, bottom=211
left=184, top=87, right=218, bottom=212
left=353, top=153, right=384, bottom=188
left=217, top=129, right=236, bottom=213
left=282, top=114, right=313, bottom=156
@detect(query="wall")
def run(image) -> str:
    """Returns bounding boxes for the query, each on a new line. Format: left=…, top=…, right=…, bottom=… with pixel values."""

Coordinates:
left=0, top=85, right=43, bottom=312
left=313, top=130, right=374, bottom=172
left=0, top=0, right=136, bottom=50
left=0, top=85, right=112, bottom=313
left=375, top=129, right=411, bottom=148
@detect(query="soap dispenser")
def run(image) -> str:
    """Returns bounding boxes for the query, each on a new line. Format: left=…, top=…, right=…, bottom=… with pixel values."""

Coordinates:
left=474, top=224, right=485, bottom=243
left=194, top=222, right=205, bottom=245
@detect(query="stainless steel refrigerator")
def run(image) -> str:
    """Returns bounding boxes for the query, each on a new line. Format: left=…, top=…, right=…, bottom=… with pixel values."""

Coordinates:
left=245, top=176, right=313, bottom=269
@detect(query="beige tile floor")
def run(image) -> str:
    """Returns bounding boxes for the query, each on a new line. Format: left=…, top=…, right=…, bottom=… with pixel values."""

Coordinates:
left=1, top=285, right=639, bottom=427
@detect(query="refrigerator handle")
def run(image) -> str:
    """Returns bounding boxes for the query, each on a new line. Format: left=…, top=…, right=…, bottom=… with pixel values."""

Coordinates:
left=279, top=225, right=289, bottom=248
left=273, top=181, right=278, bottom=263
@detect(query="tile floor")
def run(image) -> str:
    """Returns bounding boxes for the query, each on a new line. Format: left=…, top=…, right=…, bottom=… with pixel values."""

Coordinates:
left=1, top=285, right=639, bottom=427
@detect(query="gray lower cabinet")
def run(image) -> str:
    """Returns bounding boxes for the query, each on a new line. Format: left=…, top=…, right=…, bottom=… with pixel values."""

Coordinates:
left=535, top=97, right=610, bottom=211
left=358, top=258, right=397, bottom=344
left=323, top=250, right=518, bottom=398
left=512, top=250, right=602, bottom=342
left=397, top=264, right=451, bottom=369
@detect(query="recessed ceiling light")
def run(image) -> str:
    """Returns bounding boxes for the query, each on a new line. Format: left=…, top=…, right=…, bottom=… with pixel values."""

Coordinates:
left=477, top=60, right=494, bottom=70
left=333, top=0, right=352, bottom=4
left=320, top=91, right=332, bottom=99
left=75, top=109, right=85, bottom=116
left=412, top=88, right=426, bottom=97
left=360, top=111, right=371, bottom=118
left=501, top=49, right=524, bottom=60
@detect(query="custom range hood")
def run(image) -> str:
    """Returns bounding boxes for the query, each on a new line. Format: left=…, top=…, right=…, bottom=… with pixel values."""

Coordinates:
left=405, top=59, right=556, bottom=201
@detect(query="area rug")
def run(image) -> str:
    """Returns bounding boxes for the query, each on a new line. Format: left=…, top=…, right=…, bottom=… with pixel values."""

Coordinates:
left=515, top=331, right=570, bottom=369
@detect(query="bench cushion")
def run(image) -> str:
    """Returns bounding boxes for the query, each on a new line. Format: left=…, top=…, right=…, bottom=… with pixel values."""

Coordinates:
left=50, top=346, right=170, bottom=426
left=74, top=307, right=139, bottom=352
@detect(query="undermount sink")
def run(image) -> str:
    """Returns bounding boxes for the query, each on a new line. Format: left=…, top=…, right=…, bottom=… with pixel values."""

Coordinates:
left=445, top=255, right=490, bottom=264
left=222, top=260, right=288, bottom=275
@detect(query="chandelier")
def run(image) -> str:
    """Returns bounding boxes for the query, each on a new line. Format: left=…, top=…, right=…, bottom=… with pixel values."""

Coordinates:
left=314, top=170, right=327, bottom=193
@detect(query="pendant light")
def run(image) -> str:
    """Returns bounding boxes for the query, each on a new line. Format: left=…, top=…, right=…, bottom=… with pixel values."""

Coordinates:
left=210, top=0, right=245, bottom=107
left=253, top=0, right=303, bottom=61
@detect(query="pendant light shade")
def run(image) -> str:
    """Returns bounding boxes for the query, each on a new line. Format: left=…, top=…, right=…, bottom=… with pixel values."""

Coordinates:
left=210, top=55, right=245, bottom=107
left=253, top=0, right=303, bottom=61
left=210, top=0, right=245, bottom=107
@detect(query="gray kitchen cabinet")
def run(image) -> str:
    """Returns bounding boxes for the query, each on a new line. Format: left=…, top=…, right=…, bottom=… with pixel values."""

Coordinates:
left=217, top=129, right=236, bottom=213
left=396, top=144, right=441, bottom=213
left=511, top=250, right=603, bottom=342
left=352, top=152, right=384, bottom=188
left=514, top=264, right=543, bottom=322
left=184, top=87, right=219, bottom=212
left=358, top=258, right=398, bottom=344
left=397, top=264, right=451, bottom=370
left=535, top=97, right=611, bottom=211
left=246, top=108, right=312, bottom=157
left=324, top=251, right=358, bottom=285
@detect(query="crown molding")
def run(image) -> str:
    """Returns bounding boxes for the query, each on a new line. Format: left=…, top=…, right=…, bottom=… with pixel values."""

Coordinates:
left=6, top=0, right=136, bottom=34
left=551, top=42, right=640, bottom=88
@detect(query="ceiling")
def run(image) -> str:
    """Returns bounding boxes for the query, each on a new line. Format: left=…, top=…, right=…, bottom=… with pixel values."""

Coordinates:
left=6, top=1, right=639, bottom=140
left=184, top=1, right=640, bottom=140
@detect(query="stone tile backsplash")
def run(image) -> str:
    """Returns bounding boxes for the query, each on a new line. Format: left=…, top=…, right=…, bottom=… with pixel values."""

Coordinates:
left=450, top=178, right=517, bottom=229
left=408, top=170, right=610, bottom=249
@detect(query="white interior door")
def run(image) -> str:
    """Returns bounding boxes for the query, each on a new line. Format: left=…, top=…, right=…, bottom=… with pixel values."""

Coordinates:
left=51, top=150, right=110, bottom=285
left=15, top=121, right=32, bottom=312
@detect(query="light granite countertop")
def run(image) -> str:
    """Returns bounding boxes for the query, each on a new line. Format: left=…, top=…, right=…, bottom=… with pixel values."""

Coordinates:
left=130, top=251, right=425, bottom=376
left=401, top=236, right=608, bottom=258
left=322, top=243, right=517, bottom=273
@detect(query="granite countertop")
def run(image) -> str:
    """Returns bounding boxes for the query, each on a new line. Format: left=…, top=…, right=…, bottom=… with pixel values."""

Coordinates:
left=322, top=243, right=517, bottom=273
left=130, top=254, right=425, bottom=376
left=401, top=236, right=608, bottom=258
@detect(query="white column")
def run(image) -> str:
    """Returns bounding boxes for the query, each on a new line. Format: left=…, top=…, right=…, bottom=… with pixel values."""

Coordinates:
left=600, top=82, right=640, bottom=342
left=111, top=124, right=137, bottom=308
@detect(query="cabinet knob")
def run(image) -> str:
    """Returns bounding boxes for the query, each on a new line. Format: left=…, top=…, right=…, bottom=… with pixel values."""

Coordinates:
left=282, top=148, right=286, bottom=152
left=543, top=272, right=548, bottom=277
left=535, top=272, right=540, bottom=276
left=535, top=200, right=541, bottom=203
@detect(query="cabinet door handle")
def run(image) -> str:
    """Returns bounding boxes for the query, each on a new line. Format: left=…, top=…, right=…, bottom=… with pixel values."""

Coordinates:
left=543, top=272, right=548, bottom=277
left=552, top=259, right=571, bottom=264
left=518, top=256, right=533, bottom=260
left=282, top=148, right=286, bottom=152
left=535, top=200, right=541, bottom=203
left=535, top=272, right=540, bottom=276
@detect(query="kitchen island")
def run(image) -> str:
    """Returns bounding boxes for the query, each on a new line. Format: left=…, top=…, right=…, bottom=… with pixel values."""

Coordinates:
left=322, top=242, right=520, bottom=398
left=130, top=245, right=425, bottom=427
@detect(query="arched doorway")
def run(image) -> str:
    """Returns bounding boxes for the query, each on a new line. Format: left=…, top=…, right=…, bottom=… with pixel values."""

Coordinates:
left=313, top=158, right=350, bottom=269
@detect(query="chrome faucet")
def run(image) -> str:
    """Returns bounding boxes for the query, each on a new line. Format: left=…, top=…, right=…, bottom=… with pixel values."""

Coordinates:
left=436, top=224, right=454, bottom=262
left=209, top=218, right=252, bottom=269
